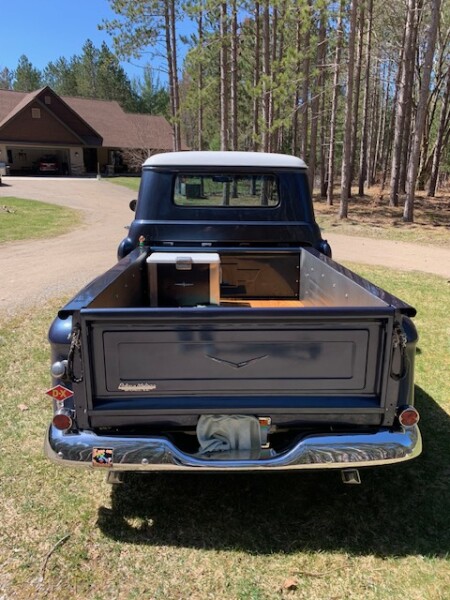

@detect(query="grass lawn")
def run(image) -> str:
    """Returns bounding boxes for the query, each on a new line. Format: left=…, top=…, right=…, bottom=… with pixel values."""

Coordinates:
left=0, top=266, right=449, bottom=599
left=104, top=176, right=140, bottom=192
left=0, top=197, right=81, bottom=244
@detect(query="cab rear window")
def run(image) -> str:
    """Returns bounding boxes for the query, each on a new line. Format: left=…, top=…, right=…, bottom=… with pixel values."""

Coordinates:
left=173, top=173, right=280, bottom=207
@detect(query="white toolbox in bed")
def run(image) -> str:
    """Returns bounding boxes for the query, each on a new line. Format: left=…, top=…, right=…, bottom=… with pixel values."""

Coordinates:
left=147, top=252, right=220, bottom=307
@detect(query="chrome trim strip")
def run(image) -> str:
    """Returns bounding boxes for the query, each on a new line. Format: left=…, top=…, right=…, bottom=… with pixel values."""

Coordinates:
left=45, top=425, right=422, bottom=472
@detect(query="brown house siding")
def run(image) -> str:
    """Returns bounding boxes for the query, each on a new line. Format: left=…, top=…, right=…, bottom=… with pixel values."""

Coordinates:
left=0, top=101, right=82, bottom=145
left=41, top=91, right=102, bottom=143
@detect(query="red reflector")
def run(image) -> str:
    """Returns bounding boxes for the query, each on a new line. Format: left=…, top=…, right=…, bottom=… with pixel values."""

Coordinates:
left=52, top=412, right=73, bottom=431
left=399, top=407, right=420, bottom=427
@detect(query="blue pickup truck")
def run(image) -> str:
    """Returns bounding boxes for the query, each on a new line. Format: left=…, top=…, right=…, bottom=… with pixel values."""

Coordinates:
left=45, top=151, right=421, bottom=484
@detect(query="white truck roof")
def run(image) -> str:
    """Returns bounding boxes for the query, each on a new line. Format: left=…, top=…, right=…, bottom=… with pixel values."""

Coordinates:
left=143, top=151, right=307, bottom=169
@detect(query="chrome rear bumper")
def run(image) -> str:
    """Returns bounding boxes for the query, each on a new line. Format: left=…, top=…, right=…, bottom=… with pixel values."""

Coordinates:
left=45, top=425, right=422, bottom=472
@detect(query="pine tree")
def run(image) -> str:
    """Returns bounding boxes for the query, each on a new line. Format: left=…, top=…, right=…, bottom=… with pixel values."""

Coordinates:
left=0, top=66, right=14, bottom=90
left=13, top=55, right=42, bottom=92
left=43, top=57, right=79, bottom=96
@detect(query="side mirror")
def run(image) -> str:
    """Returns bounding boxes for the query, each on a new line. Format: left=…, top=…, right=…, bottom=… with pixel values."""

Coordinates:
left=129, top=199, right=137, bottom=212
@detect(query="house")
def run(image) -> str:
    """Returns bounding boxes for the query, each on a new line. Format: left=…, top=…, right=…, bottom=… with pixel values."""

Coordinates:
left=0, top=86, right=178, bottom=175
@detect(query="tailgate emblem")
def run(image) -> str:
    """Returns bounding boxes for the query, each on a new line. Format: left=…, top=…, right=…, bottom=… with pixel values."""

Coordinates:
left=118, top=382, right=157, bottom=392
left=206, top=354, right=268, bottom=369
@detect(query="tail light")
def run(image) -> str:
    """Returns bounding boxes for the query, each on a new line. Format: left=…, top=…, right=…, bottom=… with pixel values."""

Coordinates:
left=52, top=409, right=74, bottom=431
left=398, top=406, right=420, bottom=428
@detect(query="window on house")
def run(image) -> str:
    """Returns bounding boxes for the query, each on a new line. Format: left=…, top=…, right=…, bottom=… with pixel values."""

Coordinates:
left=31, top=108, right=41, bottom=119
left=44, top=96, right=51, bottom=105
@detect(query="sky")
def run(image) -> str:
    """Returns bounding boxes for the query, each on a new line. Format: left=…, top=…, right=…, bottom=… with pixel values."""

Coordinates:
left=0, top=0, right=166, bottom=83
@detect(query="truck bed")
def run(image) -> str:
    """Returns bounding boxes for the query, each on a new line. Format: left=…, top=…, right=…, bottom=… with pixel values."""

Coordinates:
left=59, top=247, right=415, bottom=444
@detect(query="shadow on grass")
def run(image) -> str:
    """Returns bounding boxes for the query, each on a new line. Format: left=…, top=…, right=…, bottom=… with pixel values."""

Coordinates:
left=97, top=386, right=450, bottom=557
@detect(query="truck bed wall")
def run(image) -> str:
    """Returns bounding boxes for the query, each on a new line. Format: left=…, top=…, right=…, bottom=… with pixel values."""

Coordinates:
left=299, top=250, right=387, bottom=308
left=87, top=248, right=392, bottom=310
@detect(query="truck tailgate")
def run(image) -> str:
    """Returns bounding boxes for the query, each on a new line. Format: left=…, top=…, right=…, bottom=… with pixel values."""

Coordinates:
left=79, top=307, right=394, bottom=427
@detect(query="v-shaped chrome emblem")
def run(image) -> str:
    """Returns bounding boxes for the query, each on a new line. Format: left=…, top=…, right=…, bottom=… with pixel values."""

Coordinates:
left=206, top=354, right=268, bottom=369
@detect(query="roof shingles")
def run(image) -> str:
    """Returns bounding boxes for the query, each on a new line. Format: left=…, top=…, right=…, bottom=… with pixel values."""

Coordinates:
left=0, top=88, right=178, bottom=150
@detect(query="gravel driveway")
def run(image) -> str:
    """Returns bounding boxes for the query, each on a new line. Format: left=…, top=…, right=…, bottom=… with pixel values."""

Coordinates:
left=0, top=177, right=134, bottom=316
left=1, top=176, right=449, bottom=317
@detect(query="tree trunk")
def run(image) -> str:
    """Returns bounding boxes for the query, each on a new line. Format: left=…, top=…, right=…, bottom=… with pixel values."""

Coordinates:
left=327, top=0, right=344, bottom=206
left=230, top=0, right=238, bottom=196
left=300, top=0, right=312, bottom=162
left=339, top=0, right=358, bottom=219
left=348, top=0, right=365, bottom=196
left=220, top=1, right=230, bottom=205
left=291, top=18, right=301, bottom=156
left=262, top=0, right=271, bottom=153
left=390, top=0, right=416, bottom=207
left=169, top=0, right=180, bottom=150
left=404, top=0, right=440, bottom=222
left=372, top=59, right=386, bottom=185
left=358, top=0, right=373, bottom=196
left=252, top=2, right=260, bottom=152
left=319, top=50, right=328, bottom=198
left=309, top=7, right=327, bottom=191
left=197, top=9, right=204, bottom=150
left=378, top=57, right=393, bottom=188
left=381, top=31, right=405, bottom=191
left=230, top=0, right=238, bottom=151
left=220, top=1, right=229, bottom=153
left=399, top=0, right=420, bottom=193
left=417, top=72, right=444, bottom=189
left=164, top=0, right=177, bottom=150
left=269, top=6, right=278, bottom=152
left=368, top=67, right=380, bottom=186
left=428, top=65, right=450, bottom=196
left=273, top=2, right=287, bottom=154
left=417, top=112, right=431, bottom=190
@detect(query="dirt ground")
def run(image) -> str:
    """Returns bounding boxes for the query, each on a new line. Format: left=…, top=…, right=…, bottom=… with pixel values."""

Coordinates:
left=0, top=177, right=133, bottom=316
left=1, top=176, right=449, bottom=317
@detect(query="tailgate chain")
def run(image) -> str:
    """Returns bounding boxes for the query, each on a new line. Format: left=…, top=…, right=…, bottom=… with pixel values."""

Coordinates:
left=391, top=323, right=407, bottom=381
left=67, top=324, right=84, bottom=383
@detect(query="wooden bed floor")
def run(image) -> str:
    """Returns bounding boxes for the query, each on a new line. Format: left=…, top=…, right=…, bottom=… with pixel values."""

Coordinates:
left=221, top=299, right=304, bottom=308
